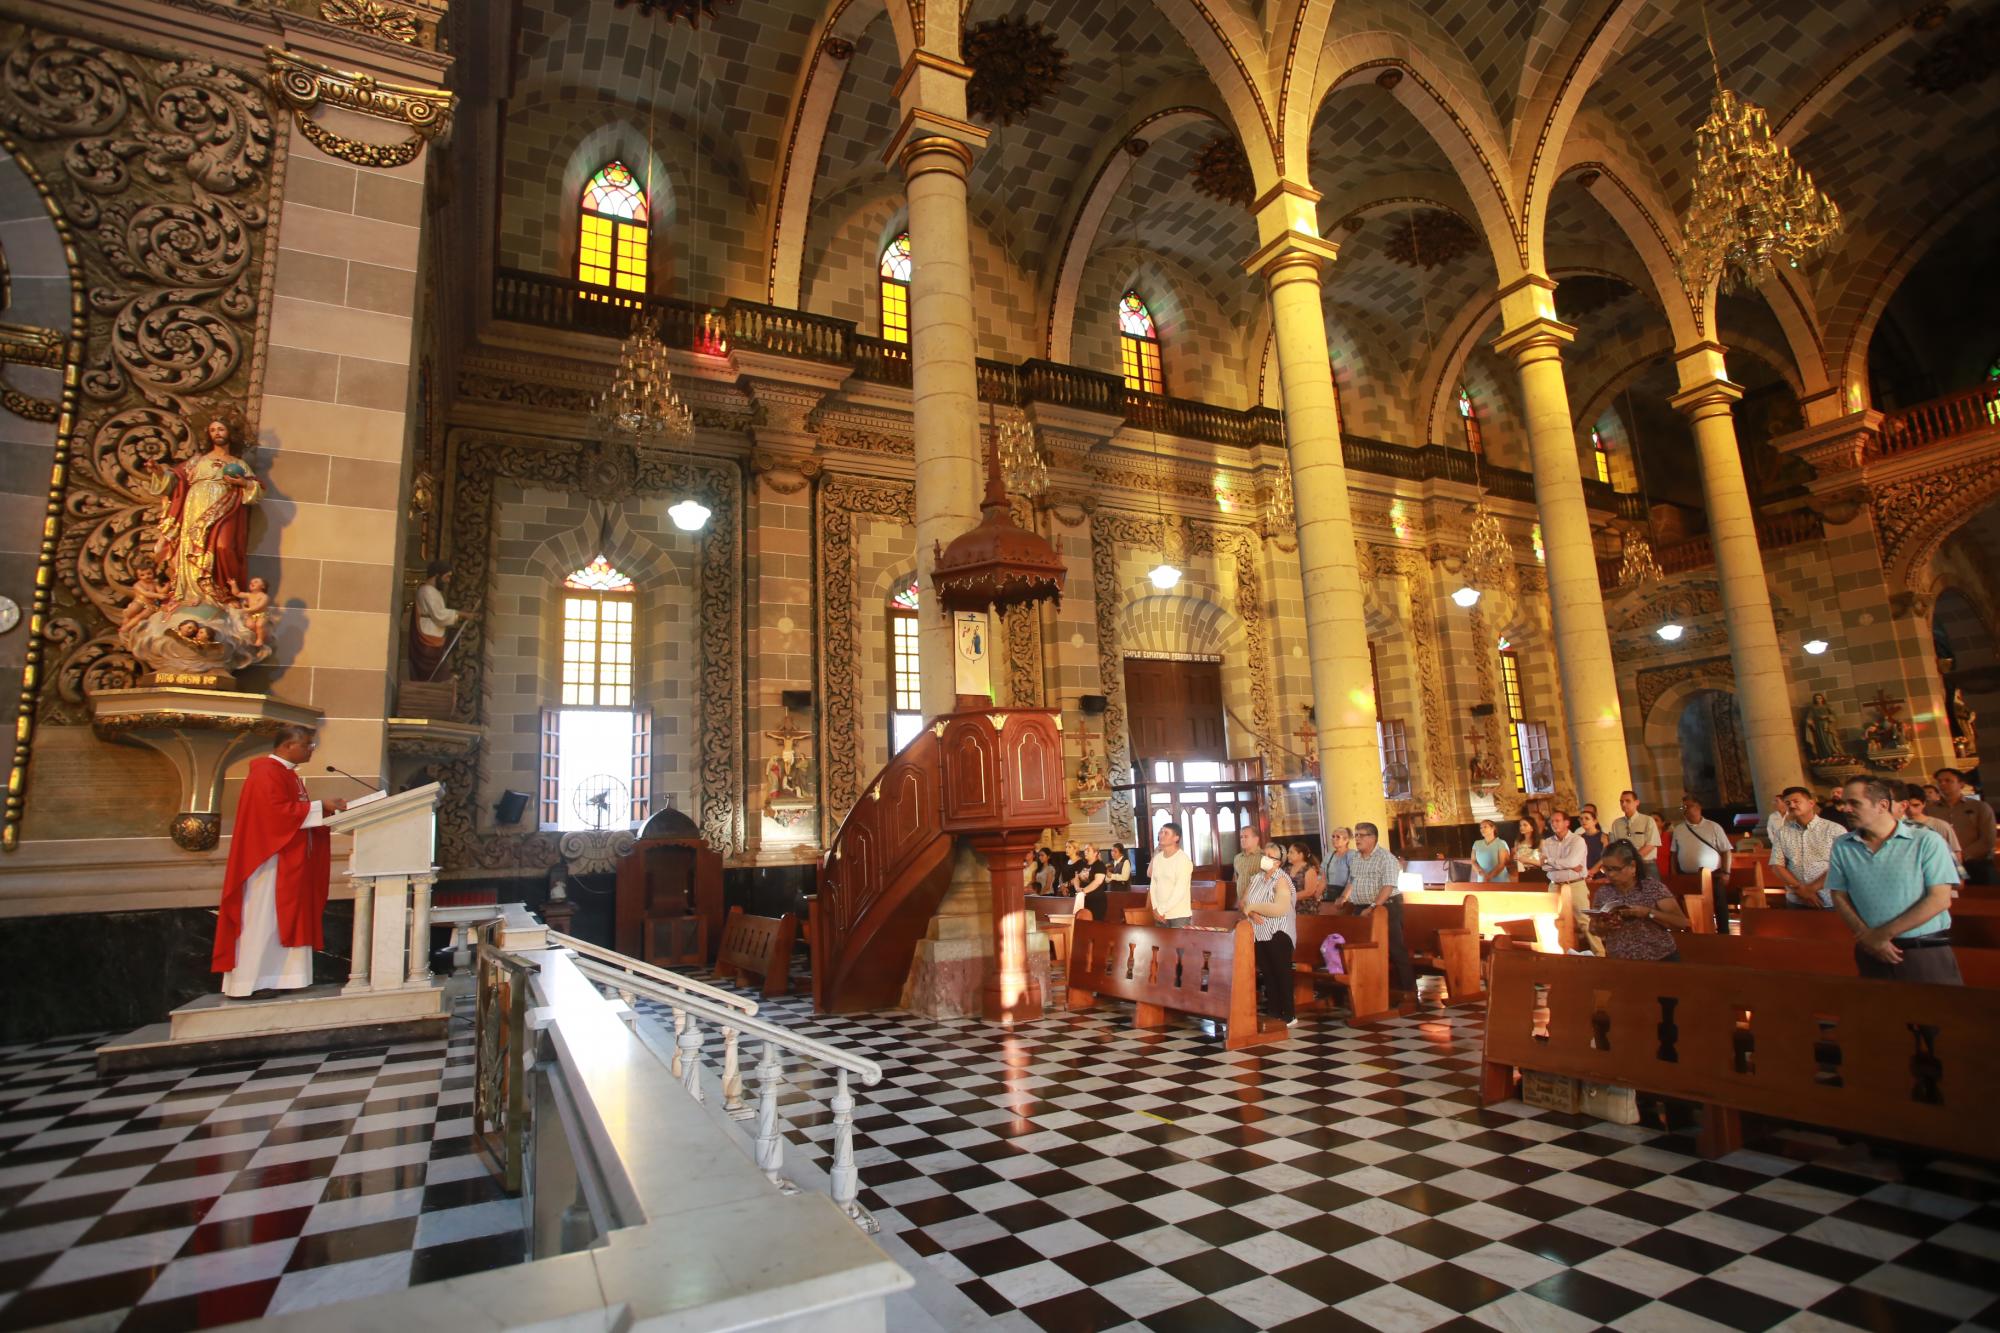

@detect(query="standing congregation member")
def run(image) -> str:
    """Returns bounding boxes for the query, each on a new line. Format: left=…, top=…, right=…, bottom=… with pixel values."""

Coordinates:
left=1929, top=767, right=1996, bottom=886
left=1105, top=843, right=1132, bottom=882
left=1830, top=777, right=1961, bottom=983
left=1589, top=841, right=1692, bottom=962
left=1471, top=819, right=1511, bottom=882
left=1670, top=795, right=1733, bottom=877
left=1241, top=845, right=1297, bottom=1027
left=1073, top=846, right=1108, bottom=919
left=1148, top=821, right=1193, bottom=927
left=1286, top=843, right=1325, bottom=909
left=1578, top=804, right=1608, bottom=869
left=1904, top=784, right=1964, bottom=883
left=1542, top=809, right=1596, bottom=954
left=1334, top=822, right=1413, bottom=992
left=1323, top=827, right=1354, bottom=898
left=1769, top=785, right=1842, bottom=908
left=1233, top=826, right=1266, bottom=895
left=1512, top=811, right=1546, bottom=877
left=1608, top=790, right=1662, bottom=866
left=213, top=726, right=348, bottom=998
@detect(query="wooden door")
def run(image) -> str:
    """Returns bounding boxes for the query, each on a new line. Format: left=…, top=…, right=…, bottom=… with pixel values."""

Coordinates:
left=1124, top=657, right=1226, bottom=762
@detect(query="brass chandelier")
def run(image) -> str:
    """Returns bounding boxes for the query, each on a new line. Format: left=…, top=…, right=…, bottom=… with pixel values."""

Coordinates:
left=995, top=408, right=1048, bottom=499
left=1453, top=499, right=1512, bottom=607
left=1678, top=10, right=1841, bottom=292
left=593, top=311, right=694, bottom=446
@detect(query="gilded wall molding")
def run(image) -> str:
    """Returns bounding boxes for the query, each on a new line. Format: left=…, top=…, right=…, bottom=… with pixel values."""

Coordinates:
left=437, top=431, right=744, bottom=867
left=814, top=473, right=913, bottom=830
left=266, top=47, right=451, bottom=169
left=1004, top=495, right=1044, bottom=708
left=0, top=27, right=285, bottom=847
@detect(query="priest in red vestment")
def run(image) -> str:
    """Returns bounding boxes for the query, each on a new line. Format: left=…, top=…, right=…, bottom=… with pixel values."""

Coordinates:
left=212, top=725, right=348, bottom=997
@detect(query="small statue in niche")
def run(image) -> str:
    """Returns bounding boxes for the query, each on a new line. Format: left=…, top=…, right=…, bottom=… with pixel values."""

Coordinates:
left=1468, top=734, right=1502, bottom=786
left=1801, top=692, right=1848, bottom=764
left=1863, top=689, right=1912, bottom=769
left=1950, top=687, right=1978, bottom=758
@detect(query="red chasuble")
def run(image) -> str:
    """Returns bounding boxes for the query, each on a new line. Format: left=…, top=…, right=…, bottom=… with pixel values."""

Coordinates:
left=211, top=755, right=333, bottom=973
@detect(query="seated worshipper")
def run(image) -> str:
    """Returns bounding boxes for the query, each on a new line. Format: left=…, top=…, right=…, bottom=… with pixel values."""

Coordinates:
left=1286, top=843, right=1325, bottom=909
left=1334, top=822, right=1413, bottom=991
left=1241, top=846, right=1296, bottom=1025
left=1769, top=785, right=1842, bottom=907
left=1104, top=842, right=1133, bottom=882
left=1512, top=812, right=1546, bottom=878
left=213, top=726, right=349, bottom=998
left=1542, top=809, right=1596, bottom=954
left=1471, top=819, right=1512, bottom=882
left=1588, top=841, right=1692, bottom=962
left=1670, top=794, right=1734, bottom=878
left=1578, top=805, right=1607, bottom=869
left=1148, top=821, right=1194, bottom=926
left=1904, top=783, right=1965, bottom=884
left=1831, top=776, right=1961, bottom=982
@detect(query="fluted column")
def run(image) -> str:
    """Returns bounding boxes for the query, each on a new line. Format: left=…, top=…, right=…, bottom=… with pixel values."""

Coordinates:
left=1246, top=193, right=1384, bottom=832
left=890, top=68, right=989, bottom=720
left=1672, top=345, right=1805, bottom=802
left=1492, top=278, right=1632, bottom=810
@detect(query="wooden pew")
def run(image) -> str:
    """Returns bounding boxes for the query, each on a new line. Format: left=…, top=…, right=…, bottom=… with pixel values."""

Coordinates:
left=1066, top=918, right=1281, bottom=1049
left=1408, top=885, right=1569, bottom=953
left=1190, top=880, right=1233, bottom=911
left=1292, top=907, right=1391, bottom=1022
left=1026, top=893, right=1079, bottom=969
left=1104, top=888, right=1150, bottom=922
left=712, top=906, right=796, bottom=997
left=1741, top=905, right=2000, bottom=950
left=1676, top=932, right=2000, bottom=986
left=1482, top=947, right=2000, bottom=1160
left=1400, top=894, right=1483, bottom=1002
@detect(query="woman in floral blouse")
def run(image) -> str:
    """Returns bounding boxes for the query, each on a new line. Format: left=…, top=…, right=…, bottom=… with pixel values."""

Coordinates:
left=1588, top=841, right=1692, bottom=961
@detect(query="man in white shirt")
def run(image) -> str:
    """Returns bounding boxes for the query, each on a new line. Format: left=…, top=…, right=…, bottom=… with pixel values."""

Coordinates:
left=1769, top=785, right=1844, bottom=908
left=1607, top=790, right=1662, bottom=865
left=1147, top=822, right=1194, bottom=927
left=1671, top=795, right=1733, bottom=876
left=1541, top=809, right=1597, bottom=955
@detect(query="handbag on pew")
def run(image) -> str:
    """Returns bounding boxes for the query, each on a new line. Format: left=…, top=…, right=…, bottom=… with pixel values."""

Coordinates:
left=1320, top=933, right=1347, bottom=975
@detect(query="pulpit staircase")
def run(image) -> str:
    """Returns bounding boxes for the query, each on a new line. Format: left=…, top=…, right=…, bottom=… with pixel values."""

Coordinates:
left=814, top=705, right=1068, bottom=1015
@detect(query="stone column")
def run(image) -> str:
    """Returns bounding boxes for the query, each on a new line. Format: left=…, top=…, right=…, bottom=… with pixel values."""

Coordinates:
left=344, top=878, right=375, bottom=991
left=1492, top=278, right=1632, bottom=810
left=1672, top=346, right=1805, bottom=803
left=888, top=69, right=988, bottom=719
left=407, top=872, right=436, bottom=985
left=1245, top=194, right=1385, bottom=833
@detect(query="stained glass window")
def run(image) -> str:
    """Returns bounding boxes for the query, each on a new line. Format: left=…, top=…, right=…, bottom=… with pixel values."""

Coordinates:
left=1591, top=427, right=1611, bottom=483
left=889, top=581, right=921, bottom=752
left=579, top=162, right=648, bottom=294
left=880, top=233, right=911, bottom=345
left=1119, top=291, right=1163, bottom=394
left=564, top=555, right=634, bottom=591
left=1498, top=643, right=1526, bottom=789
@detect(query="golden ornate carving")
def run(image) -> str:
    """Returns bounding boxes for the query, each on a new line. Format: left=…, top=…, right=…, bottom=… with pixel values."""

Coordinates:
left=318, top=0, right=421, bottom=42
left=0, top=321, right=63, bottom=369
left=0, top=387, right=56, bottom=423
left=266, top=48, right=452, bottom=169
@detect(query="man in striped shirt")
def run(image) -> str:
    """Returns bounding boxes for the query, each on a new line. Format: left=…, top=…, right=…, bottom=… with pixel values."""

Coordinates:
left=1769, top=785, right=1843, bottom=908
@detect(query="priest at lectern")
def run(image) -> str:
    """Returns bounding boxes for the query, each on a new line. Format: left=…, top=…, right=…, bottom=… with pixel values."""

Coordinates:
left=212, top=725, right=349, bottom=998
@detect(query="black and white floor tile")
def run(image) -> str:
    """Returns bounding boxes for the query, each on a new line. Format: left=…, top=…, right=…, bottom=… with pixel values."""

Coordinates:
left=0, top=1009, right=523, bottom=1331
left=638, top=979, right=2000, bottom=1333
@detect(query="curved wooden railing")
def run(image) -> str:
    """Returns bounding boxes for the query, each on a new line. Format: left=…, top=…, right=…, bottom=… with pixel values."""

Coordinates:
left=814, top=730, right=956, bottom=1013
left=1873, top=381, right=2000, bottom=459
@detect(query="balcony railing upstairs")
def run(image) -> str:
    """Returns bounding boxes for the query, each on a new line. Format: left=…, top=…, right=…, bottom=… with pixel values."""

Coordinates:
left=489, top=267, right=1629, bottom=511
left=1598, top=508, right=1825, bottom=587
left=1873, top=380, right=2000, bottom=460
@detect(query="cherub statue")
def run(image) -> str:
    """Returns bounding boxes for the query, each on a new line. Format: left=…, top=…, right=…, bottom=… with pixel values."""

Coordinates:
left=230, top=577, right=270, bottom=649
left=120, top=567, right=171, bottom=635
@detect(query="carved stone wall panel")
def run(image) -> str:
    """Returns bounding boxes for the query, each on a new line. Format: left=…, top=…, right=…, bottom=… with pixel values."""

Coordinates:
left=815, top=474, right=912, bottom=831
left=1874, top=460, right=2000, bottom=593
left=1088, top=511, right=1160, bottom=839
left=439, top=432, right=743, bottom=867
left=1466, top=604, right=1521, bottom=808
left=1636, top=656, right=1736, bottom=722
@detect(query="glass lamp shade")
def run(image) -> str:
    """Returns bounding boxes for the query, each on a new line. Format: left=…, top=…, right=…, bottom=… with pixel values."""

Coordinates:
left=1148, top=561, right=1182, bottom=591
left=1451, top=585, right=1481, bottom=608
left=1657, top=622, right=1685, bottom=642
left=1803, top=638, right=1829, bottom=655
left=668, top=497, right=712, bottom=532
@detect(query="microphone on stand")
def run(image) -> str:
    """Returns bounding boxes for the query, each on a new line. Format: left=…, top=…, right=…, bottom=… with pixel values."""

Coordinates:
left=325, top=764, right=379, bottom=792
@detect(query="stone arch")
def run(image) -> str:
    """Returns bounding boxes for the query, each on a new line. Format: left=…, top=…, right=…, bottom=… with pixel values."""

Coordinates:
left=1641, top=677, right=1748, bottom=810
left=1117, top=587, right=1244, bottom=660
left=528, top=504, right=684, bottom=591
left=1073, top=249, right=1242, bottom=407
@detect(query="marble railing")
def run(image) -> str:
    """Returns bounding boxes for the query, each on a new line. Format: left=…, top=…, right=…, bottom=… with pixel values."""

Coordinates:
left=489, top=267, right=1632, bottom=512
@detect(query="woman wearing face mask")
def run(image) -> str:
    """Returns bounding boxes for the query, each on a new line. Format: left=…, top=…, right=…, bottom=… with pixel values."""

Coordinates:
left=1241, top=846, right=1297, bottom=1027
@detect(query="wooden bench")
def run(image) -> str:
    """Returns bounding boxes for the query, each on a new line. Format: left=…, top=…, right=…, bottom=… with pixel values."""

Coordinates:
left=1482, top=946, right=2000, bottom=1160
left=712, top=906, right=796, bottom=997
left=1066, top=918, right=1281, bottom=1049
left=1026, top=892, right=1080, bottom=969
left=1676, top=932, right=2000, bottom=986
left=1291, top=907, right=1391, bottom=1022
left=1409, top=885, right=1569, bottom=953
left=1104, top=888, right=1150, bottom=922
left=1400, top=894, right=1482, bottom=1002
left=1741, top=904, right=2000, bottom=950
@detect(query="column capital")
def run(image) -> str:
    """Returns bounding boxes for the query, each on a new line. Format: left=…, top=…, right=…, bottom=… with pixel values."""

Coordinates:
left=1243, top=230, right=1340, bottom=284
left=1668, top=375, right=1744, bottom=420
left=1491, top=314, right=1576, bottom=362
left=884, top=110, right=987, bottom=177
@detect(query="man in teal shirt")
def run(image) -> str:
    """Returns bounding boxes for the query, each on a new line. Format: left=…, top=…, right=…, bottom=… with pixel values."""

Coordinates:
left=1827, top=776, right=1960, bottom=983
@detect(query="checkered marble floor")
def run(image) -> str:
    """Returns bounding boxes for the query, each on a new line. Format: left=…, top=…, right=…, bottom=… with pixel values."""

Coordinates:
left=0, top=1008, right=522, bottom=1331
left=641, top=979, right=2000, bottom=1333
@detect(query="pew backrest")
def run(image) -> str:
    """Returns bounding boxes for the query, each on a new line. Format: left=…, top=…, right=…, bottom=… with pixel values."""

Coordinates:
left=1483, top=948, right=2000, bottom=1161
left=713, top=906, right=796, bottom=997
left=1068, top=918, right=1253, bottom=1025
left=1401, top=895, right=1477, bottom=953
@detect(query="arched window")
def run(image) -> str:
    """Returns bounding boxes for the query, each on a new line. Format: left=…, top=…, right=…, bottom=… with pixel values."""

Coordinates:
left=578, top=162, right=649, bottom=294
left=1497, top=639, right=1526, bottom=790
left=880, top=233, right=911, bottom=345
left=888, top=579, right=922, bottom=753
left=1119, top=291, right=1164, bottom=395
left=542, top=556, right=650, bottom=829
left=1458, top=385, right=1482, bottom=455
left=1591, top=427, right=1611, bottom=484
